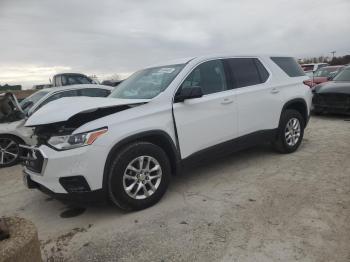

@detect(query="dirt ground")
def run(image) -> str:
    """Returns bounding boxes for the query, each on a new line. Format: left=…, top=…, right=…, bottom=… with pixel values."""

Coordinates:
left=0, top=115, right=349, bottom=262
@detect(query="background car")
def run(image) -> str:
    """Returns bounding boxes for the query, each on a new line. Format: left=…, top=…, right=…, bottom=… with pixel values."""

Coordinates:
left=101, top=79, right=123, bottom=87
left=303, top=65, right=345, bottom=87
left=312, top=66, right=350, bottom=115
left=301, top=63, right=328, bottom=73
left=301, top=63, right=329, bottom=81
left=0, top=84, right=113, bottom=167
left=51, top=73, right=98, bottom=87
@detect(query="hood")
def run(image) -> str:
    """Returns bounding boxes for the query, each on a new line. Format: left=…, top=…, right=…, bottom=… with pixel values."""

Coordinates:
left=314, top=81, right=350, bottom=94
left=25, top=96, right=150, bottom=127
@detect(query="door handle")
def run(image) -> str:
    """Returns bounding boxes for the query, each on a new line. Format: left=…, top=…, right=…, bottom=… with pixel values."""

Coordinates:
left=221, top=98, right=234, bottom=105
left=271, top=88, right=279, bottom=94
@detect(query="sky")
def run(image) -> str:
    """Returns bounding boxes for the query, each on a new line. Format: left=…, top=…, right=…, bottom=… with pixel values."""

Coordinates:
left=0, top=0, right=349, bottom=89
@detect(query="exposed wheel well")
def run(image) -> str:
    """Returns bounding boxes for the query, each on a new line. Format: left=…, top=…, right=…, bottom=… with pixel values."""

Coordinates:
left=0, top=134, right=25, bottom=145
left=282, top=99, right=308, bottom=126
left=103, top=131, right=180, bottom=192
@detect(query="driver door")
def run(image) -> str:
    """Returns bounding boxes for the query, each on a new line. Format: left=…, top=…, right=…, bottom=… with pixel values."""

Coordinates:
left=173, top=59, right=238, bottom=159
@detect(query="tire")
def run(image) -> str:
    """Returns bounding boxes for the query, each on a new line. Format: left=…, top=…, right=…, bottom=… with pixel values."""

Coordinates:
left=273, top=109, right=305, bottom=154
left=107, top=142, right=171, bottom=211
left=0, top=135, right=22, bottom=168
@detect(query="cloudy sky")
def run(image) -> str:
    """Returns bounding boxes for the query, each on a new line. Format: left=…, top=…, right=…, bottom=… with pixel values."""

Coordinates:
left=0, top=0, right=349, bottom=88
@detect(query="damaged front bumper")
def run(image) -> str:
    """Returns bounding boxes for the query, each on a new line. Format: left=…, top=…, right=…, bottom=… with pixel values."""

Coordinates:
left=20, top=144, right=109, bottom=203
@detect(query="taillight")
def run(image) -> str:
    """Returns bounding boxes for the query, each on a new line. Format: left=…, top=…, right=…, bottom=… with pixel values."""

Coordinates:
left=303, top=80, right=315, bottom=88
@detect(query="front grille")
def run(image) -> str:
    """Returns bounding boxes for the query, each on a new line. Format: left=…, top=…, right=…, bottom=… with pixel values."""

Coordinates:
left=313, top=93, right=350, bottom=107
left=21, top=147, right=45, bottom=174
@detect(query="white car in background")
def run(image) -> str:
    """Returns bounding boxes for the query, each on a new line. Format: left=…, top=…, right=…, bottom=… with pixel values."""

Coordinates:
left=22, top=55, right=312, bottom=210
left=301, top=63, right=328, bottom=77
left=0, top=84, right=113, bottom=167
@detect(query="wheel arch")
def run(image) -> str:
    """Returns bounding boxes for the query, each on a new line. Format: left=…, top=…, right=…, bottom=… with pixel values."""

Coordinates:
left=102, top=130, right=181, bottom=193
left=280, top=98, right=309, bottom=127
left=0, top=133, right=26, bottom=144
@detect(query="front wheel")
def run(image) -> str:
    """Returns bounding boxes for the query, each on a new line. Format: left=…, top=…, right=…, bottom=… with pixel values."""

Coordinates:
left=0, top=135, right=22, bottom=168
left=273, top=109, right=305, bottom=154
left=107, top=142, right=171, bottom=211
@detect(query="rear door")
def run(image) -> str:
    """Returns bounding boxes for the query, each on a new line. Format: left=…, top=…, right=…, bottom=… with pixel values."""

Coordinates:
left=226, top=58, right=281, bottom=136
left=173, top=59, right=238, bottom=158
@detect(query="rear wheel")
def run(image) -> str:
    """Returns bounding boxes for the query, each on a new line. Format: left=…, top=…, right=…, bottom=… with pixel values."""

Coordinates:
left=107, top=142, right=171, bottom=211
left=273, top=110, right=305, bottom=154
left=0, top=135, right=22, bottom=168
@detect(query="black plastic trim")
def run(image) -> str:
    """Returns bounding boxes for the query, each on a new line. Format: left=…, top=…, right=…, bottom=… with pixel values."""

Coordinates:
left=24, top=173, right=106, bottom=204
left=103, top=130, right=181, bottom=194
left=182, top=129, right=277, bottom=166
left=281, top=98, right=309, bottom=127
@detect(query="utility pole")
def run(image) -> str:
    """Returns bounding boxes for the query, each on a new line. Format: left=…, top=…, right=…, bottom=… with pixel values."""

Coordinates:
left=331, top=51, right=336, bottom=59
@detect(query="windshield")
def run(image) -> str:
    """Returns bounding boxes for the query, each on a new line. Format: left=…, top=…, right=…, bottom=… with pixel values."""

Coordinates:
left=19, top=90, right=49, bottom=113
left=314, top=67, right=339, bottom=77
left=109, top=64, right=185, bottom=99
left=333, top=68, right=350, bottom=81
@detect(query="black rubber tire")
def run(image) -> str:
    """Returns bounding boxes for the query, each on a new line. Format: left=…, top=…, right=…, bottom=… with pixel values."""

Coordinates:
left=0, top=135, right=23, bottom=168
left=273, top=109, right=305, bottom=154
left=107, top=142, right=171, bottom=211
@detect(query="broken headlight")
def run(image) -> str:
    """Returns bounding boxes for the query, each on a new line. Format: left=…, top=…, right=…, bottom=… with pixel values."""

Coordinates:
left=47, top=128, right=108, bottom=150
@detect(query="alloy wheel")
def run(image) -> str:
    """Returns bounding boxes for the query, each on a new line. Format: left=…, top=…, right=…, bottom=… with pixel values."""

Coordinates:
left=122, top=156, right=162, bottom=200
left=0, top=138, right=19, bottom=166
left=284, top=118, right=301, bottom=146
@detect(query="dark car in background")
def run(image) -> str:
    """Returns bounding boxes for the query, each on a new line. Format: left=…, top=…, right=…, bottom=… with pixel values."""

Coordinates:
left=312, top=66, right=350, bottom=115
left=304, top=65, right=345, bottom=87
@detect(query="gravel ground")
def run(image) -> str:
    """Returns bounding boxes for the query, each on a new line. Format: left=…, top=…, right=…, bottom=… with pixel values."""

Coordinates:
left=0, top=115, right=349, bottom=262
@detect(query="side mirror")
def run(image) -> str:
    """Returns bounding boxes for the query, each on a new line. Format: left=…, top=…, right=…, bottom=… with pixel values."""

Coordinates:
left=174, top=86, right=203, bottom=103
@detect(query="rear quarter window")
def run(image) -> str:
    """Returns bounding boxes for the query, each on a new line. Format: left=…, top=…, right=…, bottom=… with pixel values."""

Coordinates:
left=271, top=57, right=305, bottom=77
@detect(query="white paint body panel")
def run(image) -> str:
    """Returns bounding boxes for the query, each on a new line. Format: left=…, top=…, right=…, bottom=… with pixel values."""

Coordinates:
left=24, top=55, right=312, bottom=194
left=25, top=97, right=150, bottom=126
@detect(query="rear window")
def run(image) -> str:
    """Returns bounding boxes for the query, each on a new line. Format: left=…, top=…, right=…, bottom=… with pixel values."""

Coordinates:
left=271, top=57, right=305, bottom=77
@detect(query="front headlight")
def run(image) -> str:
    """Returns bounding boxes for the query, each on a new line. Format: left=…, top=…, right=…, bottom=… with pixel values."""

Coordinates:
left=48, top=128, right=108, bottom=150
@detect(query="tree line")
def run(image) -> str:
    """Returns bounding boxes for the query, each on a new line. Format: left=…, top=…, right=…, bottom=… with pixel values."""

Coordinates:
left=300, top=55, right=350, bottom=65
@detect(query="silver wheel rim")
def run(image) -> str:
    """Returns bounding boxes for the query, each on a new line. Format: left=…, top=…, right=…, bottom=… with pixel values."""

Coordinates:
left=122, top=156, right=162, bottom=200
left=285, top=118, right=301, bottom=147
left=0, top=138, right=19, bottom=166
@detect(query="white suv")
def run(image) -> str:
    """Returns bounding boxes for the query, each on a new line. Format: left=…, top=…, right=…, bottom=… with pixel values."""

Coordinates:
left=22, top=55, right=312, bottom=210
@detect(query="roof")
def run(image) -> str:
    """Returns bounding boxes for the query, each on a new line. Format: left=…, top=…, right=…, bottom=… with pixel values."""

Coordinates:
left=39, top=84, right=114, bottom=93
left=148, top=54, right=292, bottom=68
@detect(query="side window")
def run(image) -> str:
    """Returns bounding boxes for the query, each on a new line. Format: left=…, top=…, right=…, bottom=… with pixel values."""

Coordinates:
left=35, top=90, right=78, bottom=112
left=182, top=60, right=227, bottom=95
left=254, top=59, right=270, bottom=82
left=271, top=57, right=305, bottom=77
left=227, top=58, right=261, bottom=88
left=79, top=88, right=110, bottom=97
